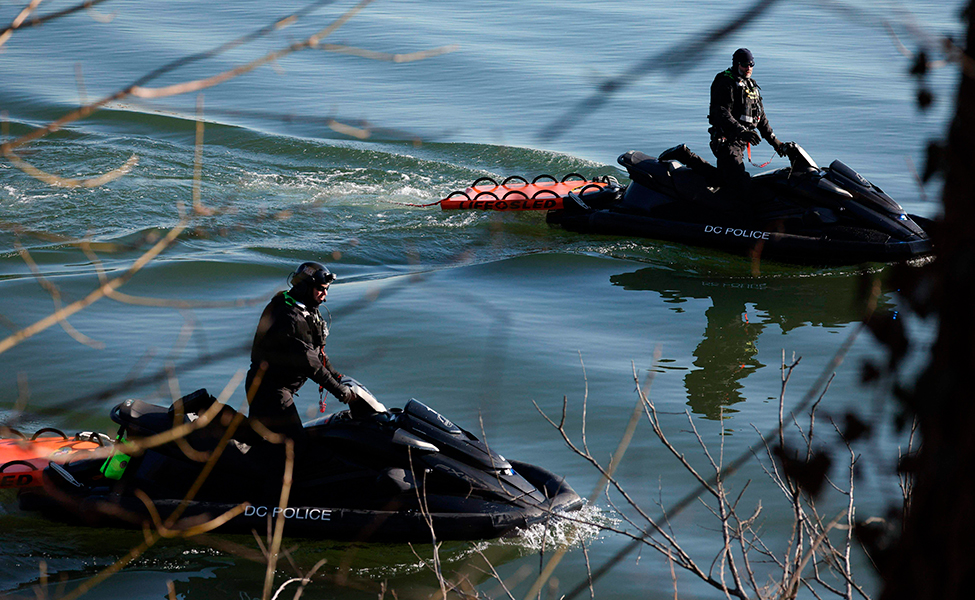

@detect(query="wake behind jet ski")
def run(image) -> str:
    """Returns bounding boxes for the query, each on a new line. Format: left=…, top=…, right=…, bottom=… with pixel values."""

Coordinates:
left=20, top=381, right=582, bottom=543
left=546, top=143, right=934, bottom=265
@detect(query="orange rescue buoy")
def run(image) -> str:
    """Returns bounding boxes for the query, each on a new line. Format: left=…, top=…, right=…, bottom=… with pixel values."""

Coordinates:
left=0, top=429, right=110, bottom=490
left=439, top=174, right=610, bottom=211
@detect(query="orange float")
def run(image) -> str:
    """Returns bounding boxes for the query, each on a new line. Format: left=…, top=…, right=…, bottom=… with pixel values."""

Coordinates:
left=439, top=174, right=611, bottom=211
left=0, top=429, right=111, bottom=490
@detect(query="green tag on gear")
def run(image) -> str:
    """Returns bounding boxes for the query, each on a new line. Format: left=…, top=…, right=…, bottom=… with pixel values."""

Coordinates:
left=100, top=452, right=130, bottom=480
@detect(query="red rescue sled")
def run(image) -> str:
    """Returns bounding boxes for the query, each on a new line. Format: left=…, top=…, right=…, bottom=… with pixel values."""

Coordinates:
left=1, top=429, right=111, bottom=490
left=439, top=174, right=612, bottom=211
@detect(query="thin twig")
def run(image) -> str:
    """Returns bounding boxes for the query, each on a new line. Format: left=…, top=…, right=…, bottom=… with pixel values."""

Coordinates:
left=560, top=309, right=875, bottom=600
left=0, top=0, right=45, bottom=49
left=538, top=0, right=784, bottom=142
left=316, top=42, right=458, bottom=63
left=0, top=218, right=188, bottom=355
left=0, top=0, right=114, bottom=45
left=262, top=438, right=296, bottom=600
left=14, top=240, right=104, bottom=348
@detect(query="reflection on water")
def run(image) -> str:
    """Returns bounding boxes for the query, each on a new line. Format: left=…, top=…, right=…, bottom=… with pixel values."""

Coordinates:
left=684, top=300, right=764, bottom=418
left=0, top=504, right=603, bottom=600
left=611, top=267, right=887, bottom=419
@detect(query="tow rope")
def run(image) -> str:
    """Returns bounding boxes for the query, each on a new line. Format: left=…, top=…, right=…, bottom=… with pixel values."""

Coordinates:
left=747, top=143, right=775, bottom=168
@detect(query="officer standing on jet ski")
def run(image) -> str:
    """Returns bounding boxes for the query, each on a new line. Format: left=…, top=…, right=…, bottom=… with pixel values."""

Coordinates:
left=246, top=262, right=356, bottom=441
left=709, top=48, right=789, bottom=193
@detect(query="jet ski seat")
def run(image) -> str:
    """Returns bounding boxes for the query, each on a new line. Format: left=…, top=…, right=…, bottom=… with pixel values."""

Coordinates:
left=618, top=149, right=715, bottom=203
left=111, top=398, right=174, bottom=438
left=618, top=151, right=670, bottom=191
left=111, top=390, right=257, bottom=455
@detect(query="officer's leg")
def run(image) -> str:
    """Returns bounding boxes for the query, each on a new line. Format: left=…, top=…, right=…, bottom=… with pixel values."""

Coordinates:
left=710, top=140, right=753, bottom=210
left=660, top=144, right=721, bottom=186
left=246, top=392, right=308, bottom=497
left=249, top=392, right=304, bottom=442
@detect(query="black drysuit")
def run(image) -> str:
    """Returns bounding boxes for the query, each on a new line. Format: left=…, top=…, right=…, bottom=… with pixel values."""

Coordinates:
left=708, top=68, right=776, bottom=194
left=245, top=291, right=345, bottom=441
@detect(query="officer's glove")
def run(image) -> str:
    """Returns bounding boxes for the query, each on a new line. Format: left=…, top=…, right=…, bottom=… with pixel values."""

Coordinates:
left=769, top=135, right=787, bottom=157
left=739, top=130, right=761, bottom=146
left=337, top=385, right=356, bottom=404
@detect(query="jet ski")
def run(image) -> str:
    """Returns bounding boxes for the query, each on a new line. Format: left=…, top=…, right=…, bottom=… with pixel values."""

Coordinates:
left=545, top=143, right=934, bottom=265
left=20, top=381, right=582, bottom=542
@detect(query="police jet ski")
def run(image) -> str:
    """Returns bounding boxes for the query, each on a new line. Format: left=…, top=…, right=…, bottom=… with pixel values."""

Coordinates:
left=22, top=380, right=582, bottom=542
left=546, top=143, right=934, bottom=265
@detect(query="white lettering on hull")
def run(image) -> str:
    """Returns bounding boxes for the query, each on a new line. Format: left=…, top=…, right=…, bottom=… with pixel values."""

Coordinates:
left=704, top=225, right=770, bottom=240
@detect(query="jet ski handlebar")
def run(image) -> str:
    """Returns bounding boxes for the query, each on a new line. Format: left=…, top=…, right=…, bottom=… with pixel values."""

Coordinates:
left=783, top=142, right=820, bottom=173
left=341, top=376, right=388, bottom=415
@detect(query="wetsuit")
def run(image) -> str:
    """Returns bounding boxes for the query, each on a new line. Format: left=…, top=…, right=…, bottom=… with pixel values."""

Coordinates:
left=708, top=68, right=778, bottom=194
left=245, top=291, right=346, bottom=441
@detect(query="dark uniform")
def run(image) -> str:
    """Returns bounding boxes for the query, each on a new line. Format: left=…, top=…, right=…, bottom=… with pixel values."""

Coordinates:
left=708, top=48, right=784, bottom=195
left=246, top=268, right=351, bottom=441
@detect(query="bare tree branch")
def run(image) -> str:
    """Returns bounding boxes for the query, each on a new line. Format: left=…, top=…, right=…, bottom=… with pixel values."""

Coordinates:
left=0, top=0, right=44, bottom=49
left=0, top=218, right=188, bottom=355
left=14, top=240, right=104, bottom=349
left=3, top=149, right=139, bottom=188
left=0, top=0, right=114, bottom=46
left=0, top=0, right=345, bottom=186
left=316, top=42, right=459, bottom=63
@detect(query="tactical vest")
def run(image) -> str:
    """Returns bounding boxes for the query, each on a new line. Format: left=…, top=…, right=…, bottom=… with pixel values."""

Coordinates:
left=283, top=291, right=328, bottom=347
left=711, top=69, right=764, bottom=132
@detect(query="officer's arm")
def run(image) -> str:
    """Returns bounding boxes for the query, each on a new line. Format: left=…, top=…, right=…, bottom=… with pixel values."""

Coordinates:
left=757, top=108, right=786, bottom=156
left=320, top=352, right=342, bottom=380
left=758, top=113, right=774, bottom=141
left=310, top=364, right=343, bottom=394
left=753, top=91, right=775, bottom=141
left=710, top=78, right=746, bottom=136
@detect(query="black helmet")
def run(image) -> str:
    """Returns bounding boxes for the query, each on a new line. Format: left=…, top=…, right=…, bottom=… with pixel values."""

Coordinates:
left=733, top=48, right=755, bottom=68
left=289, top=262, right=336, bottom=306
left=290, top=262, right=337, bottom=288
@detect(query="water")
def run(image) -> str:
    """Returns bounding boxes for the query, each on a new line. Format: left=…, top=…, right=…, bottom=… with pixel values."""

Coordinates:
left=0, top=0, right=963, bottom=598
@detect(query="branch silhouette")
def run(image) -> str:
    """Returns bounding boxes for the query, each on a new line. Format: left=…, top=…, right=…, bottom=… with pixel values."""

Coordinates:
left=0, top=0, right=115, bottom=49
left=1, top=0, right=343, bottom=185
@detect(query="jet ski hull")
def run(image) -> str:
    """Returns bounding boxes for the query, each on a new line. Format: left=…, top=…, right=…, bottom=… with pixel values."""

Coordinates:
left=27, top=460, right=580, bottom=542
left=551, top=207, right=934, bottom=265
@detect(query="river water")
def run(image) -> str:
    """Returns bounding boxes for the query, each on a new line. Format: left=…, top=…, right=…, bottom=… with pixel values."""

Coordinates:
left=0, top=0, right=964, bottom=598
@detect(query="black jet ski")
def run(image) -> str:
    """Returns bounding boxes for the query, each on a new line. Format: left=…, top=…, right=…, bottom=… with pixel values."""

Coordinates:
left=546, top=143, right=934, bottom=265
left=21, top=381, right=582, bottom=542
